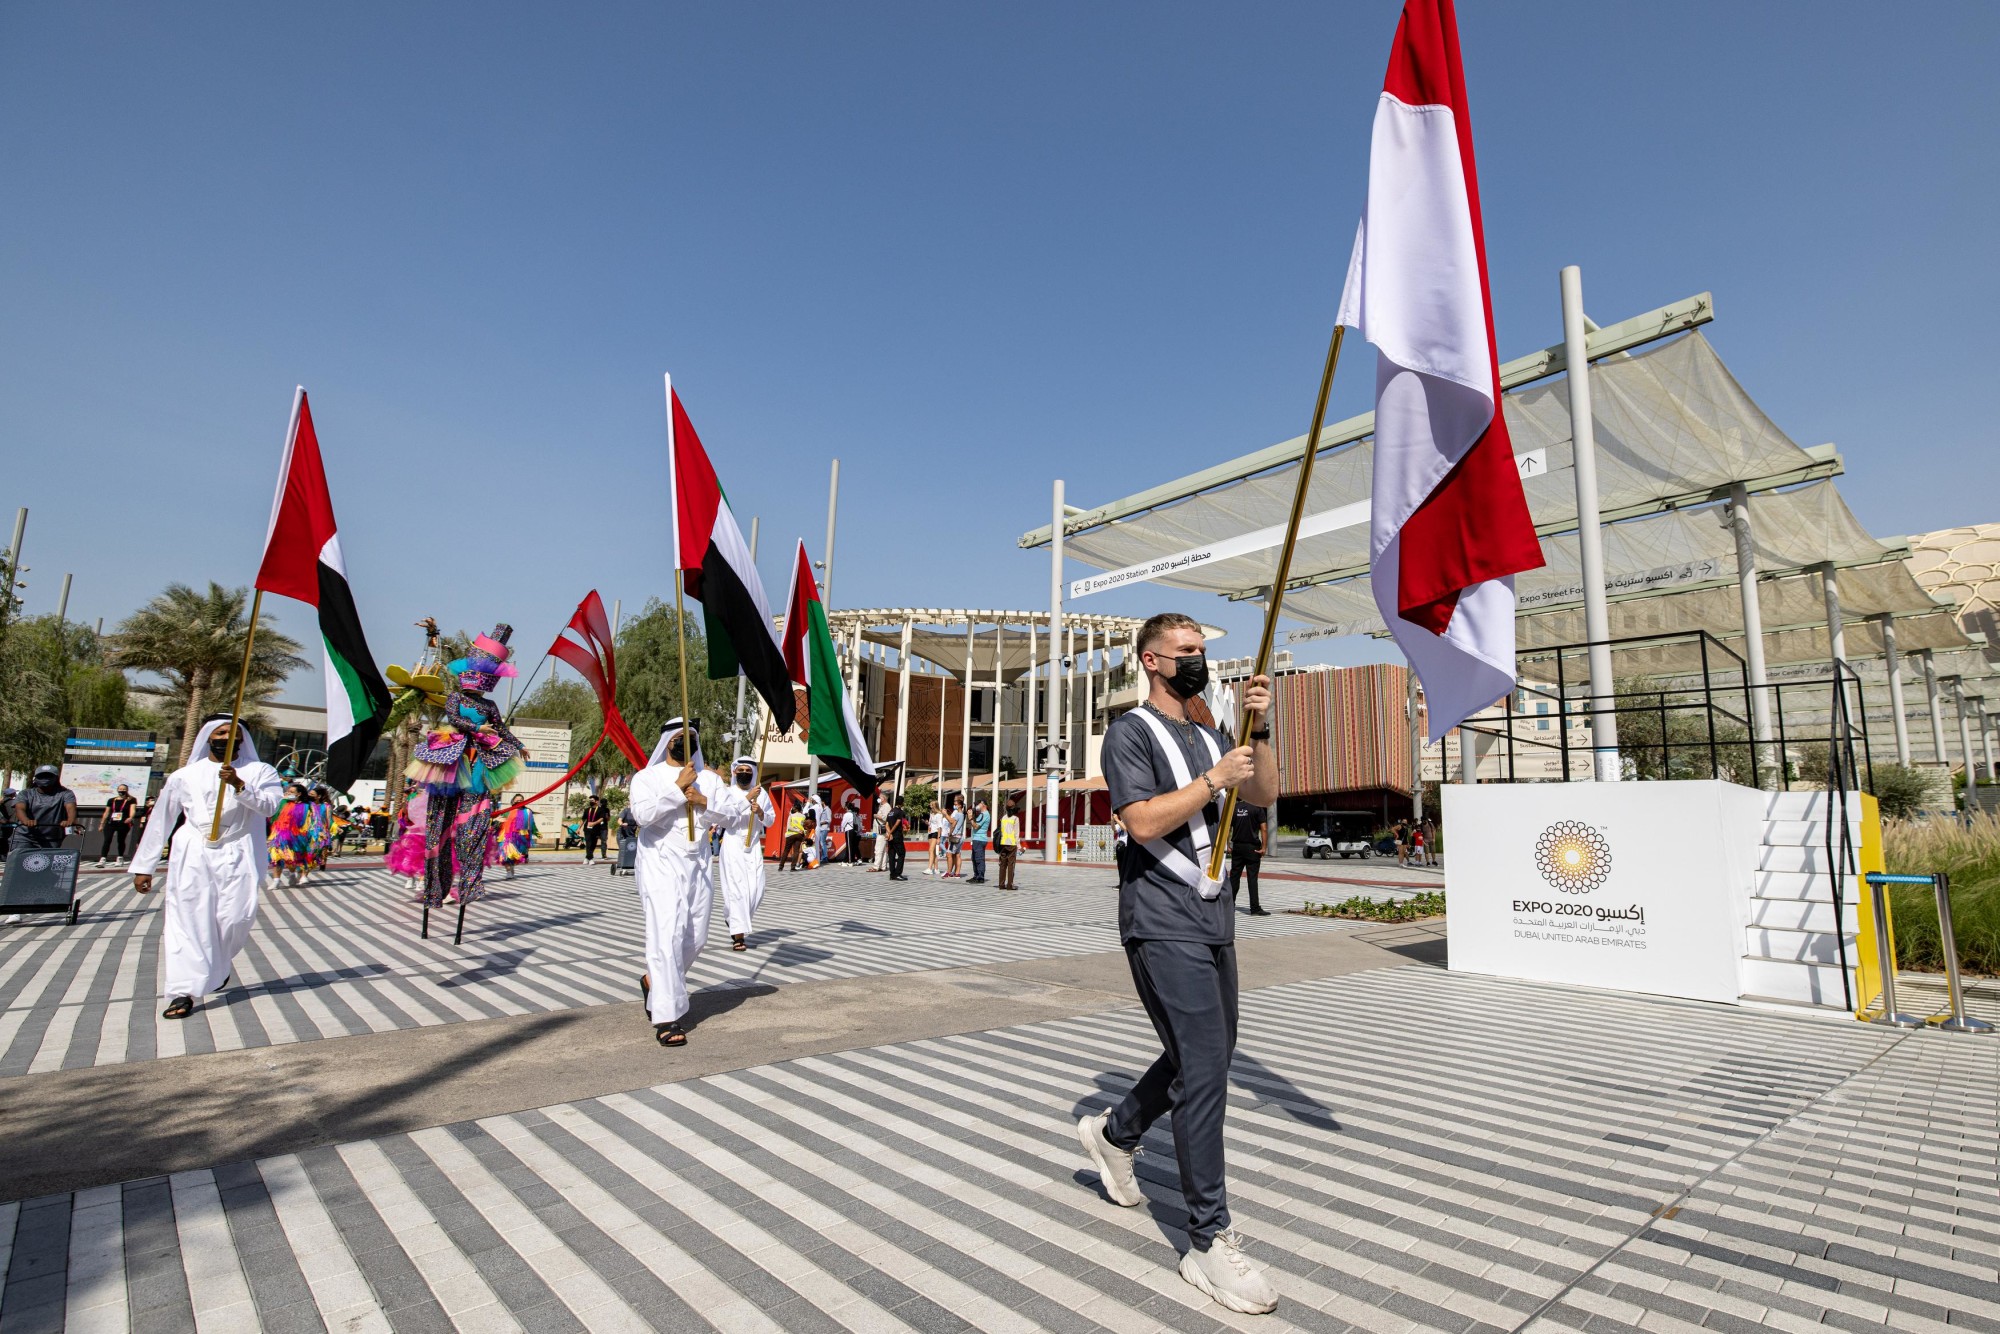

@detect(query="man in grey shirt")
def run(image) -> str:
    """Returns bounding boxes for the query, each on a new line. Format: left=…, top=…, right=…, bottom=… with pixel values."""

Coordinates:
left=1075, top=612, right=1280, bottom=1314
left=12, top=766, right=78, bottom=851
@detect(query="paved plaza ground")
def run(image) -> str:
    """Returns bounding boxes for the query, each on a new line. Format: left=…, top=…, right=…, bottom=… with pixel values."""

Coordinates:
left=0, top=859, right=1992, bottom=1334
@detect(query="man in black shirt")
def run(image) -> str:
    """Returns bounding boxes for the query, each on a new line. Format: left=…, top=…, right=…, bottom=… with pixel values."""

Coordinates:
left=1229, top=802, right=1268, bottom=916
left=581, top=795, right=610, bottom=864
left=1074, top=612, right=1280, bottom=1313
left=883, top=800, right=908, bottom=880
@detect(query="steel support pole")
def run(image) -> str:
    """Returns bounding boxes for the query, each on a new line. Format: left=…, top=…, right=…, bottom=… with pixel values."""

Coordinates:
left=1727, top=485, right=1774, bottom=780
left=809, top=463, right=839, bottom=798
left=1954, top=680, right=1976, bottom=793
left=1026, top=618, right=1038, bottom=842
left=895, top=619, right=913, bottom=784
left=1047, top=481, right=1065, bottom=863
left=1983, top=709, right=1997, bottom=784
left=1561, top=267, right=1619, bottom=781
left=732, top=516, right=758, bottom=745
left=990, top=623, right=1004, bottom=820
left=55, top=573, right=71, bottom=625
left=1820, top=562, right=1847, bottom=666
left=1083, top=625, right=1096, bottom=779
left=1879, top=614, right=1911, bottom=765
left=960, top=618, right=974, bottom=802
left=1923, top=649, right=1948, bottom=765
left=1408, top=670, right=1423, bottom=821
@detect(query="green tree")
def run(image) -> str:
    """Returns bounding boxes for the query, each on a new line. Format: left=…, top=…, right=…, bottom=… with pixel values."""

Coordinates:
left=0, top=615, right=164, bottom=774
left=609, top=599, right=737, bottom=771
left=110, top=583, right=307, bottom=765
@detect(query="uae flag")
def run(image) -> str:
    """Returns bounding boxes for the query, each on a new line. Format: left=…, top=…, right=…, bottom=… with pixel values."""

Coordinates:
left=254, top=388, right=394, bottom=789
left=1336, top=0, right=1543, bottom=738
left=782, top=541, right=877, bottom=794
left=667, top=374, right=797, bottom=735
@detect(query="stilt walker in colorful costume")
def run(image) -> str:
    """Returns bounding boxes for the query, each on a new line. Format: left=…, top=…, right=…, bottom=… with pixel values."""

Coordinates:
left=406, top=625, right=528, bottom=913
left=131, top=716, right=284, bottom=1019
left=631, top=718, right=730, bottom=1047
left=715, top=754, right=774, bottom=951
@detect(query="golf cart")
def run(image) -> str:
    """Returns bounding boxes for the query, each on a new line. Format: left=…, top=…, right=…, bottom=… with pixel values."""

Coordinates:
left=1302, top=810, right=1375, bottom=860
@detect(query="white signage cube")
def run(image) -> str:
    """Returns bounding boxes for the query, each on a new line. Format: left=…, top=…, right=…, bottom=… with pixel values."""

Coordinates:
left=1444, top=780, right=1764, bottom=1005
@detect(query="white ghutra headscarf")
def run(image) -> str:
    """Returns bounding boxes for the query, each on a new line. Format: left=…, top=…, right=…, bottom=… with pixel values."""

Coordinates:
left=646, top=718, right=705, bottom=771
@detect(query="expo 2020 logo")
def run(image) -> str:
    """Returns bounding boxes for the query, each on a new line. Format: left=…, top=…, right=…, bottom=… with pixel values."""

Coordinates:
left=21, top=853, right=51, bottom=874
left=1534, top=821, right=1611, bottom=895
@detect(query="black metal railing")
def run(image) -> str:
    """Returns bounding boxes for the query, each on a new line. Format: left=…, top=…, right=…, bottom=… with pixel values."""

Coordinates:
left=1452, top=630, right=1875, bottom=793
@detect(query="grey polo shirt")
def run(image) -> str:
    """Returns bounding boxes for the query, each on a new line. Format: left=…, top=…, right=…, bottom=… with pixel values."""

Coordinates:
left=1102, top=707, right=1237, bottom=945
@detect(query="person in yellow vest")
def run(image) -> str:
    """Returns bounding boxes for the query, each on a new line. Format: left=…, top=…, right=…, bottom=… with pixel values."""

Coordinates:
left=996, top=796, right=1023, bottom=891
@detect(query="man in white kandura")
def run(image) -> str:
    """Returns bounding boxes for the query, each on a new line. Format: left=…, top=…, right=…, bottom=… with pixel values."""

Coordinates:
left=714, top=755, right=774, bottom=952
left=131, top=716, right=284, bottom=1020
left=630, top=718, right=727, bottom=1047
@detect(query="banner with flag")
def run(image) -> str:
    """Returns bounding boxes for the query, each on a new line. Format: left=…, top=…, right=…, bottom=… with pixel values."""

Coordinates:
left=547, top=590, right=650, bottom=770
left=782, top=540, right=877, bottom=794
left=1335, top=0, right=1543, bottom=739
left=666, top=374, right=797, bottom=736
left=254, top=388, right=394, bottom=789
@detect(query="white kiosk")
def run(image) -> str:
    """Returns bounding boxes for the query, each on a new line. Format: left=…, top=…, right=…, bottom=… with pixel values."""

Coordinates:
left=1444, top=781, right=1772, bottom=1006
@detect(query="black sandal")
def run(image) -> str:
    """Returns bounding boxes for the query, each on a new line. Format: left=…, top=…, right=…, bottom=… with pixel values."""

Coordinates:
left=162, top=995, right=194, bottom=1020
left=731, top=934, right=747, bottom=951
left=655, top=1022, right=686, bottom=1047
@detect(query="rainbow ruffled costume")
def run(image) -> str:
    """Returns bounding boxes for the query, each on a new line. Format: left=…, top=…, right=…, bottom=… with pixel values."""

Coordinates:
left=498, top=804, right=536, bottom=866
left=268, top=797, right=313, bottom=874
left=406, top=625, right=527, bottom=908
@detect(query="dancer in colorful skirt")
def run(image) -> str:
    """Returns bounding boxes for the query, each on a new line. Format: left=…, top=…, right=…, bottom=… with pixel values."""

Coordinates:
left=405, top=624, right=527, bottom=908
left=383, top=780, right=427, bottom=888
left=497, top=795, right=536, bottom=878
left=268, top=783, right=315, bottom=886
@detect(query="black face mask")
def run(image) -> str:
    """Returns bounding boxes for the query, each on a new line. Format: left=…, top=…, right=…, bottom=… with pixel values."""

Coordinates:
left=33, top=776, right=58, bottom=791
left=734, top=772, right=754, bottom=789
left=1157, top=652, right=1210, bottom=700
left=209, top=735, right=237, bottom=760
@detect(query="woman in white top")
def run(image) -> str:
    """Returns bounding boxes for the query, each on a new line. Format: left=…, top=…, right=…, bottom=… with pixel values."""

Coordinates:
left=925, top=805, right=946, bottom=876
left=946, top=797, right=967, bottom=879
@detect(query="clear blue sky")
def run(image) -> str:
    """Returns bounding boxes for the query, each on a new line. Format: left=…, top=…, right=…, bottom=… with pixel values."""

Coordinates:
left=3, top=2, right=1996, bottom=699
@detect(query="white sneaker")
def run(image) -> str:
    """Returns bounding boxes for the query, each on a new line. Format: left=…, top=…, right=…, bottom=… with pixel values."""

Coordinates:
left=1179, top=1231, right=1277, bottom=1314
left=1075, top=1112, right=1143, bottom=1207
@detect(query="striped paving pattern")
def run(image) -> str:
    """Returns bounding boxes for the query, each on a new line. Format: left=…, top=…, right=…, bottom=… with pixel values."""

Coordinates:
left=0, top=862, right=1352, bottom=1075
left=5, top=965, right=1992, bottom=1332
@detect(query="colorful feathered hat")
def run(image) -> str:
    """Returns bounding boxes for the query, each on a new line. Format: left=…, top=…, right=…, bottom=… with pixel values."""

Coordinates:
left=449, top=623, right=517, bottom=692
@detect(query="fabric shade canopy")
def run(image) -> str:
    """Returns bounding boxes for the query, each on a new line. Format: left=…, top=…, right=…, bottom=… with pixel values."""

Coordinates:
left=1059, top=332, right=1825, bottom=605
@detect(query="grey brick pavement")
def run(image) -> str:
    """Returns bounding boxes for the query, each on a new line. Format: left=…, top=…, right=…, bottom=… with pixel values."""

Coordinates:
left=0, top=863, right=1349, bottom=1075
left=3, top=964, right=1992, bottom=1332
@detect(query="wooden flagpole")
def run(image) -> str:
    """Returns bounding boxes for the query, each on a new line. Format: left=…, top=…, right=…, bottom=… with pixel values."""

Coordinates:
left=747, top=700, right=774, bottom=850
left=1206, top=324, right=1346, bottom=883
left=208, top=589, right=266, bottom=842
left=672, top=574, right=698, bottom=837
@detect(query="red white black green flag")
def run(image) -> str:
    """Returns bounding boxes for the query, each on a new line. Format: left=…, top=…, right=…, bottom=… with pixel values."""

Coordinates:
left=253, top=388, right=393, bottom=790
left=666, top=374, right=797, bottom=736
left=782, top=540, right=877, bottom=794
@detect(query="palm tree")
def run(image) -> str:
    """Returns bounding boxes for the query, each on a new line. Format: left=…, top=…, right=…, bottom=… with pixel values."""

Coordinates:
left=111, top=583, right=307, bottom=763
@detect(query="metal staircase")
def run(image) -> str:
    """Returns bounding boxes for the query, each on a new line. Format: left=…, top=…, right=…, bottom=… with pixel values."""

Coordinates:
left=1739, top=790, right=1862, bottom=1009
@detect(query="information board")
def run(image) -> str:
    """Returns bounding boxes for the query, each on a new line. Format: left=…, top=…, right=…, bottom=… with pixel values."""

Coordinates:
left=503, top=719, right=575, bottom=842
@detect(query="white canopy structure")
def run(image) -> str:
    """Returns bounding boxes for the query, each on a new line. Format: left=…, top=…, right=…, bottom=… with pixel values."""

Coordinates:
left=1021, top=289, right=1975, bottom=783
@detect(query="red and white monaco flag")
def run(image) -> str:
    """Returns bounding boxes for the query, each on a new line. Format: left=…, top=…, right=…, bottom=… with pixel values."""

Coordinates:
left=1336, top=0, right=1543, bottom=740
